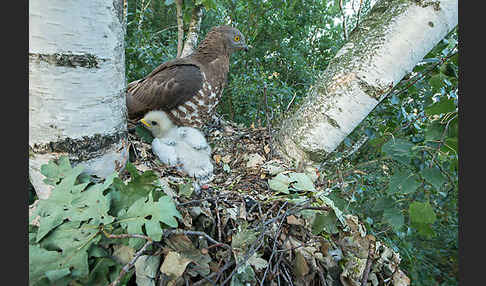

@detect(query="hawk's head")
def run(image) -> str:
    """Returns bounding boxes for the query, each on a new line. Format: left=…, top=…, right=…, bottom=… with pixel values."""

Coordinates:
left=210, top=26, right=249, bottom=53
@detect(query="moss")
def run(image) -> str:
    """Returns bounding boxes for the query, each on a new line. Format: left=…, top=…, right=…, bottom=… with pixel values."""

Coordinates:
left=327, top=116, right=341, bottom=129
left=358, top=79, right=394, bottom=101
left=413, top=0, right=441, bottom=11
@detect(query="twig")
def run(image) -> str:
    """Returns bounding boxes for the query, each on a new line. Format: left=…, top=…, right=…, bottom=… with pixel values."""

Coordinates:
left=163, top=229, right=231, bottom=250
left=177, top=194, right=228, bottom=206
left=260, top=202, right=289, bottom=286
left=286, top=91, right=298, bottom=111
left=339, top=0, right=348, bottom=40
left=263, top=83, right=273, bottom=159
left=215, top=198, right=222, bottom=242
left=360, top=239, right=376, bottom=286
left=355, top=0, right=363, bottom=31
left=175, top=0, right=184, bottom=58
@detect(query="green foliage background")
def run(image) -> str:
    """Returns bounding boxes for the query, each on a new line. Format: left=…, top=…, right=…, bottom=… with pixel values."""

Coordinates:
left=124, top=1, right=458, bottom=284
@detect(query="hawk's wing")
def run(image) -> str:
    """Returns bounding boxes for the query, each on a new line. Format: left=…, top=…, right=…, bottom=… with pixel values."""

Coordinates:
left=126, top=60, right=203, bottom=119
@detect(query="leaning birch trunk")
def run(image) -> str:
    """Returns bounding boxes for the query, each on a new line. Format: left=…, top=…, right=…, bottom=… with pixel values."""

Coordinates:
left=274, top=0, right=458, bottom=165
left=29, top=0, right=128, bottom=199
left=181, top=5, right=203, bottom=57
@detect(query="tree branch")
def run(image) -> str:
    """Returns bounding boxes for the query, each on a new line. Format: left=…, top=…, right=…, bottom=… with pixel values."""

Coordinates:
left=175, top=0, right=184, bottom=58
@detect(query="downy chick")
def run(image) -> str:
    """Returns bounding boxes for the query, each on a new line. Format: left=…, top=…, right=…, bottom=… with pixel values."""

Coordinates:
left=139, top=110, right=214, bottom=184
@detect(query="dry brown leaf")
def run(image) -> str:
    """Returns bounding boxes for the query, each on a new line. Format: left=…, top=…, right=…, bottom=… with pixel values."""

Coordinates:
left=213, top=154, right=222, bottom=164
left=287, top=215, right=304, bottom=226
left=264, top=145, right=271, bottom=154
left=222, top=154, right=232, bottom=164
left=160, top=251, right=192, bottom=278
left=294, top=251, right=309, bottom=277
left=246, top=153, right=265, bottom=168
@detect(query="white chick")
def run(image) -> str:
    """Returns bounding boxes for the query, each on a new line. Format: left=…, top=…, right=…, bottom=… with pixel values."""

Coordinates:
left=139, top=110, right=214, bottom=184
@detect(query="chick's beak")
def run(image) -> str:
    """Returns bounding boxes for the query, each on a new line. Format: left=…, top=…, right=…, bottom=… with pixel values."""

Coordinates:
left=139, top=118, right=151, bottom=128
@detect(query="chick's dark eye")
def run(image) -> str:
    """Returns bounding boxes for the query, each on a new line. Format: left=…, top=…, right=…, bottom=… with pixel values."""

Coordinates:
left=151, top=121, right=157, bottom=125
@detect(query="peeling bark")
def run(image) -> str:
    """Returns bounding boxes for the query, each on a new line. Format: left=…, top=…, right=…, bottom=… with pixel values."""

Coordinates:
left=274, top=0, right=458, bottom=165
left=29, top=0, right=128, bottom=199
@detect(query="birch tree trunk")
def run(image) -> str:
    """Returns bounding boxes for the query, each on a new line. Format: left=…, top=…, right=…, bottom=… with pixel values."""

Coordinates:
left=181, top=5, right=203, bottom=57
left=29, top=0, right=128, bottom=199
left=274, top=0, right=458, bottom=165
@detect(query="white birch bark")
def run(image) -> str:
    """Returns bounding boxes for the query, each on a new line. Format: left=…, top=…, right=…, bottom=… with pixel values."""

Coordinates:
left=181, top=5, right=203, bottom=57
left=274, top=0, right=458, bottom=165
left=29, top=0, right=128, bottom=199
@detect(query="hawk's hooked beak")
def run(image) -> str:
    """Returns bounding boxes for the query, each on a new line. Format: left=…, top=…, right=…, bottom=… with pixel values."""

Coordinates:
left=139, top=118, right=151, bottom=128
left=243, top=44, right=249, bottom=52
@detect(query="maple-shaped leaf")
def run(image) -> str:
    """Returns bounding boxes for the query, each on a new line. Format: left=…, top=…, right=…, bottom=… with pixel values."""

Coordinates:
left=30, top=164, right=88, bottom=242
left=40, top=156, right=73, bottom=186
left=30, top=221, right=101, bottom=285
left=119, top=193, right=182, bottom=246
left=40, top=221, right=101, bottom=278
left=30, top=166, right=115, bottom=242
left=111, top=162, right=159, bottom=216
left=29, top=244, right=69, bottom=286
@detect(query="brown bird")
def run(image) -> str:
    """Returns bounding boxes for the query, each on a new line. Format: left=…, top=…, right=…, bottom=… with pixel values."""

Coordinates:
left=126, top=25, right=248, bottom=127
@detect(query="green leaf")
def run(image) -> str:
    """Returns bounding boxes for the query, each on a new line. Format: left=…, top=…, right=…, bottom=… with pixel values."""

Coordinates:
left=428, top=73, right=447, bottom=94
left=223, top=163, right=231, bottom=173
left=164, top=0, right=175, bottom=6
left=111, top=163, right=159, bottom=215
left=80, top=258, right=116, bottom=286
left=40, top=156, right=73, bottom=186
left=45, top=268, right=71, bottom=283
left=30, top=164, right=89, bottom=242
left=420, top=167, right=446, bottom=190
left=409, top=202, right=437, bottom=238
left=425, top=121, right=444, bottom=141
left=230, top=264, right=257, bottom=286
left=268, top=173, right=291, bottom=194
left=425, top=98, right=456, bottom=116
left=373, top=196, right=395, bottom=212
left=178, top=182, right=194, bottom=198
left=119, top=194, right=182, bottom=245
left=29, top=244, right=65, bottom=286
left=443, top=137, right=458, bottom=153
left=232, top=227, right=258, bottom=251
left=383, top=207, right=404, bottom=231
left=288, top=172, right=316, bottom=192
left=382, top=138, right=415, bottom=165
left=409, top=201, right=436, bottom=225
left=311, top=210, right=339, bottom=235
left=135, top=125, right=154, bottom=143
left=36, top=221, right=101, bottom=280
left=387, top=170, right=420, bottom=194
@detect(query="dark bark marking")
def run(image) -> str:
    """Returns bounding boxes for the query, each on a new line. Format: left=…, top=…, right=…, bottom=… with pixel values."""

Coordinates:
left=29, top=52, right=107, bottom=68
left=30, top=131, right=128, bottom=162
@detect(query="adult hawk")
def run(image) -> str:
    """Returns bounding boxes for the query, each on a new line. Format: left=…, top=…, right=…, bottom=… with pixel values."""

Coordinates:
left=126, top=25, right=248, bottom=127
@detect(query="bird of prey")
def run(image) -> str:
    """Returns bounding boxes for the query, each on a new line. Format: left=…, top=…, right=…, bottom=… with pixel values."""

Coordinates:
left=139, top=110, right=214, bottom=184
left=126, top=25, right=248, bottom=128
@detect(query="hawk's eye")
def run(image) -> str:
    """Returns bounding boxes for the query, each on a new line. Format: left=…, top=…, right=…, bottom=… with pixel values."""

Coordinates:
left=151, top=121, right=158, bottom=126
left=234, top=35, right=240, bottom=42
